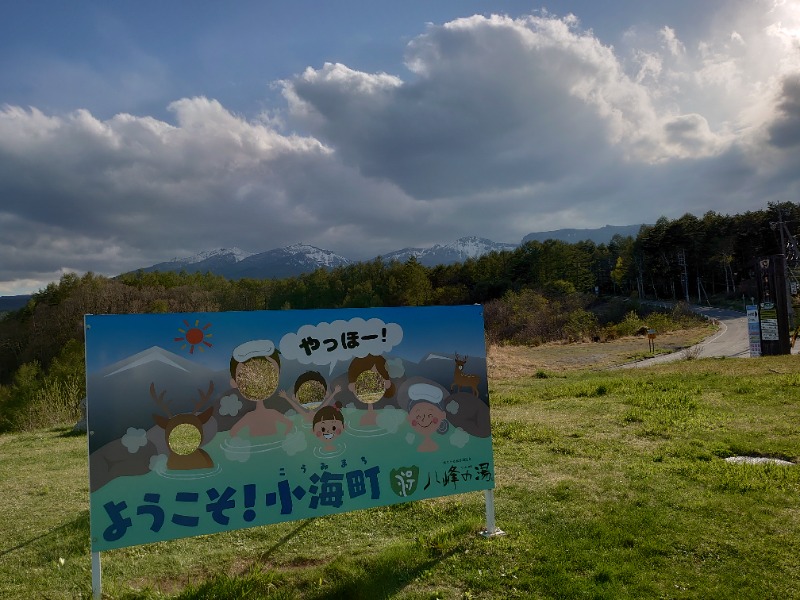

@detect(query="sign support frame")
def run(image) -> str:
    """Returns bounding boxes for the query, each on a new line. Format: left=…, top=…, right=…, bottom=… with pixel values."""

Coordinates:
left=92, top=551, right=101, bottom=599
left=480, top=490, right=506, bottom=538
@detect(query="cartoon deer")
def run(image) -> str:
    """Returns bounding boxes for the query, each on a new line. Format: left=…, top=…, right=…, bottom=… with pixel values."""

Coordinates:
left=151, top=381, right=215, bottom=470
left=451, top=353, right=480, bottom=396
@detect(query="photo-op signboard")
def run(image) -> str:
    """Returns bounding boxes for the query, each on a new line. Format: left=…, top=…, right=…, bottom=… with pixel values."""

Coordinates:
left=85, top=305, right=495, bottom=551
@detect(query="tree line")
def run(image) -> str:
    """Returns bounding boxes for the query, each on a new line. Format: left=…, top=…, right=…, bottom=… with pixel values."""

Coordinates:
left=0, top=202, right=795, bottom=430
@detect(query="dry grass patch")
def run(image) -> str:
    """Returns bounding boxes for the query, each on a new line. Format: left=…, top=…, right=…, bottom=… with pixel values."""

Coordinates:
left=488, top=327, right=711, bottom=378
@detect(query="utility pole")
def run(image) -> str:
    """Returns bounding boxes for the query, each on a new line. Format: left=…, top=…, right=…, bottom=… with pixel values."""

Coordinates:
left=756, top=255, right=791, bottom=355
left=770, top=208, right=798, bottom=334
left=697, top=277, right=710, bottom=305
left=677, top=248, right=689, bottom=303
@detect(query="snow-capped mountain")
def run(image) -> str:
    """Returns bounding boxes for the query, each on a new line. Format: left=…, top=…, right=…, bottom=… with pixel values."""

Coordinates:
left=180, top=247, right=252, bottom=264
left=128, top=227, right=644, bottom=281
left=138, top=244, right=351, bottom=280
left=228, top=243, right=352, bottom=280
left=379, top=236, right=518, bottom=267
left=140, top=247, right=252, bottom=275
left=131, top=237, right=516, bottom=280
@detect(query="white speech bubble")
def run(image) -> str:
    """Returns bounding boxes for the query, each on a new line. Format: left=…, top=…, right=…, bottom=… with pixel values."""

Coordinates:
left=279, top=318, right=403, bottom=373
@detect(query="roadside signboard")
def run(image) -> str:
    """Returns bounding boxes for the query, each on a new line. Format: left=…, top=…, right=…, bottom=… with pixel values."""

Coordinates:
left=85, top=305, right=495, bottom=552
left=747, top=304, right=761, bottom=357
left=759, top=301, right=779, bottom=341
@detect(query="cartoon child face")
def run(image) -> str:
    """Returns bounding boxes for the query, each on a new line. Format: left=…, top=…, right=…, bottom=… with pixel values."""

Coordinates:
left=408, top=401, right=446, bottom=436
left=313, top=418, right=343, bottom=443
left=233, top=357, right=279, bottom=401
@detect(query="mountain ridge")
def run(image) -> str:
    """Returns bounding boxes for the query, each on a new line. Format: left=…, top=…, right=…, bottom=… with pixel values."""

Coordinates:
left=522, top=224, right=643, bottom=244
left=0, top=226, right=646, bottom=301
left=130, top=226, right=644, bottom=280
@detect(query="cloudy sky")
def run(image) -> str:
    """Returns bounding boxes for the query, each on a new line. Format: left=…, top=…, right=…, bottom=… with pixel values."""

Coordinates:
left=2, top=1, right=800, bottom=295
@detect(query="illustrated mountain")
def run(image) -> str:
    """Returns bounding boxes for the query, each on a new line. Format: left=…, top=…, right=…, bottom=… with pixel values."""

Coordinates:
left=88, top=345, right=227, bottom=451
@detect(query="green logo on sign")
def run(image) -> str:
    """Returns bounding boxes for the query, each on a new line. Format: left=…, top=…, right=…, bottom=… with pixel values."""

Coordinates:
left=390, top=466, right=420, bottom=497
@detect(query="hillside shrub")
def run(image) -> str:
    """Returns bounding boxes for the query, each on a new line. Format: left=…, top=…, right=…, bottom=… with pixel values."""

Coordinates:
left=644, top=312, right=673, bottom=334
left=616, top=311, right=646, bottom=336
left=563, top=308, right=599, bottom=342
left=0, top=340, right=84, bottom=432
left=0, top=361, right=43, bottom=432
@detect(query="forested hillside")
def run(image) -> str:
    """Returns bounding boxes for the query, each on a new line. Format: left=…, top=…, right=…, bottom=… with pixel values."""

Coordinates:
left=0, top=203, right=797, bottom=431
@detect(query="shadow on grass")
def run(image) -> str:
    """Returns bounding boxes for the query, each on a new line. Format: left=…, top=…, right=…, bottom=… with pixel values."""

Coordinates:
left=257, top=518, right=317, bottom=563
left=169, top=521, right=472, bottom=600
left=259, top=518, right=464, bottom=599
left=47, top=423, right=86, bottom=438
left=0, top=510, right=90, bottom=558
left=300, top=521, right=473, bottom=600
left=306, top=544, right=460, bottom=600
left=59, top=428, right=87, bottom=438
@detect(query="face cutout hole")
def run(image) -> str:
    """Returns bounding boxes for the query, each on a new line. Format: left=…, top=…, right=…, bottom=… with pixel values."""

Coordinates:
left=168, top=423, right=202, bottom=455
left=296, top=379, right=327, bottom=409
left=236, top=357, right=279, bottom=400
left=353, top=369, right=385, bottom=404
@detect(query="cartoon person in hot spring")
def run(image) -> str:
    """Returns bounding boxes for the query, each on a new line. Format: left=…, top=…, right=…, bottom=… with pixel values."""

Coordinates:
left=348, top=354, right=395, bottom=426
left=229, top=339, right=294, bottom=438
left=279, top=370, right=340, bottom=422
left=312, top=402, right=345, bottom=452
left=406, top=383, right=449, bottom=452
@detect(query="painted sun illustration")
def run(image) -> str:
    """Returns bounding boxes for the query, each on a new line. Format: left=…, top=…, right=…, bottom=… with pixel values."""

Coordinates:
left=175, top=319, right=213, bottom=354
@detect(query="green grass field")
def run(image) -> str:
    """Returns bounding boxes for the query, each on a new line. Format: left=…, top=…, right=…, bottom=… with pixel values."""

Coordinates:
left=1, top=347, right=798, bottom=599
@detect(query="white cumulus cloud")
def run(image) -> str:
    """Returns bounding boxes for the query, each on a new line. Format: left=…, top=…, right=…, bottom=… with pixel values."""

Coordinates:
left=1, top=3, right=800, bottom=294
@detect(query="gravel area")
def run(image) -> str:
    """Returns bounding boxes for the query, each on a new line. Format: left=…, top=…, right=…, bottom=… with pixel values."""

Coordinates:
left=724, top=456, right=795, bottom=466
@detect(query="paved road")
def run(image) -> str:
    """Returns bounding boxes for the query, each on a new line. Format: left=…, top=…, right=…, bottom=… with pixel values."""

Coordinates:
left=686, top=306, right=753, bottom=359
left=622, top=306, right=752, bottom=368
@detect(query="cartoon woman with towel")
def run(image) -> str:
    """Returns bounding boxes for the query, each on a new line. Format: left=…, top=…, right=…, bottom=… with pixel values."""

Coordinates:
left=406, top=382, right=449, bottom=452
